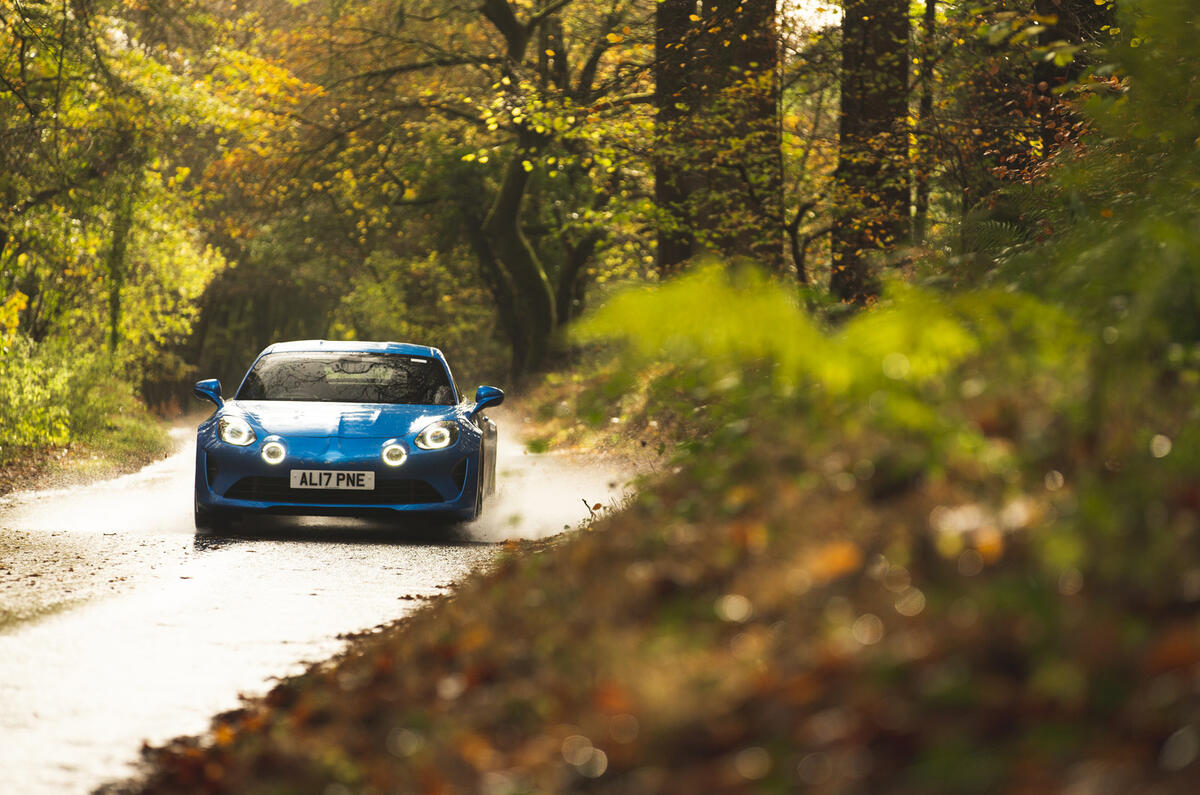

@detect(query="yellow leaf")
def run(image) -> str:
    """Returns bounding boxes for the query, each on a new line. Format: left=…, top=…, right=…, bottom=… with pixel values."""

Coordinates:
left=975, top=527, right=1004, bottom=563
left=215, top=724, right=236, bottom=747
left=808, top=542, right=863, bottom=583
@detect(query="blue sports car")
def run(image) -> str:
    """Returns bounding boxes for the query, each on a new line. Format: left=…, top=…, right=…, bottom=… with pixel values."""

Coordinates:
left=192, top=340, right=504, bottom=531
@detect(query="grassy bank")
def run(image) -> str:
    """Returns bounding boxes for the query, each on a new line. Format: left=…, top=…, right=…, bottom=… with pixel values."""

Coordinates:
left=0, top=412, right=173, bottom=498
left=0, top=337, right=178, bottom=495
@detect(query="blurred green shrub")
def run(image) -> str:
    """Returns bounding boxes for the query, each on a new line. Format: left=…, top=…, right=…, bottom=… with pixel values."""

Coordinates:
left=61, top=348, right=153, bottom=442
left=575, top=263, right=1084, bottom=447
left=0, top=336, right=70, bottom=461
left=0, top=335, right=168, bottom=463
left=575, top=247, right=1196, bottom=601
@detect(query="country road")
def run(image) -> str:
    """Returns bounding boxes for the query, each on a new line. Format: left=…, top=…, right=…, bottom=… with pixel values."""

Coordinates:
left=0, top=419, right=631, bottom=793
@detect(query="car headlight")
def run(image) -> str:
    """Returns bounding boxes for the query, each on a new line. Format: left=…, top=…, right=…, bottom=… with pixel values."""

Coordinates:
left=382, top=442, right=408, bottom=467
left=414, top=420, right=459, bottom=450
left=218, top=416, right=256, bottom=446
left=261, top=439, right=286, bottom=465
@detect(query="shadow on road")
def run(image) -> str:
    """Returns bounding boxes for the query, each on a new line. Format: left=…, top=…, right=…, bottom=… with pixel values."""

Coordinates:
left=192, top=514, right=489, bottom=550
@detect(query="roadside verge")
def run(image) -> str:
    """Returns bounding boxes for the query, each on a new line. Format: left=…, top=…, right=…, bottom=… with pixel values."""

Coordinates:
left=109, top=354, right=1200, bottom=793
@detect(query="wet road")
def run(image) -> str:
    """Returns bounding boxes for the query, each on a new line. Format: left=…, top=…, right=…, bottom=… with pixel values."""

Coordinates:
left=0, top=421, right=630, bottom=793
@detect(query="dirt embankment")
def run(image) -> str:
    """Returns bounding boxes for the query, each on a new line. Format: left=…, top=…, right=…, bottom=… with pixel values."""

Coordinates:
left=0, top=446, right=77, bottom=499
left=0, top=417, right=185, bottom=501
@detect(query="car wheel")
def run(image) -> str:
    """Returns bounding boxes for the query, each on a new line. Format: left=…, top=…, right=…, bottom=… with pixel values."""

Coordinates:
left=470, top=460, right=484, bottom=521
left=194, top=500, right=233, bottom=533
left=486, top=438, right=498, bottom=497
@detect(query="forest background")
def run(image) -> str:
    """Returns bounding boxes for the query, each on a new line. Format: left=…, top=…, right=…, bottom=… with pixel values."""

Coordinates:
left=2, top=0, right=1147, bottom=453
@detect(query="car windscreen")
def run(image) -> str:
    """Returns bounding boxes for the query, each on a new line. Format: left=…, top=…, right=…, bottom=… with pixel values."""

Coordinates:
left=235, top=352, right=455, bottom=405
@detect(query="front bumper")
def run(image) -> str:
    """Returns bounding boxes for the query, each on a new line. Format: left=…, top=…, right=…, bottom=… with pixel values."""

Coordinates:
left=195, top=429, right=481, bottom=520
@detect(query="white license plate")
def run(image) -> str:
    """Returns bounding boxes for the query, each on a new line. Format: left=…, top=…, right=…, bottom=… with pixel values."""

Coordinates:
left=289, top=470, right=375, bottom=490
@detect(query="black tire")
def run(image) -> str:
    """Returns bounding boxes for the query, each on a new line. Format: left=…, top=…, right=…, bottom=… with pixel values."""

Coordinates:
left=485, top=436, right=498, bottom=497
left=194, top=500, right=233, bottom=533
left=470, top=459, right=484, bottom=521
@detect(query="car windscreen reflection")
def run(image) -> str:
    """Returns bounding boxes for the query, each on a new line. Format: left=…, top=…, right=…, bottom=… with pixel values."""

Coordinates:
left=236, top=353, right=455, bottom=405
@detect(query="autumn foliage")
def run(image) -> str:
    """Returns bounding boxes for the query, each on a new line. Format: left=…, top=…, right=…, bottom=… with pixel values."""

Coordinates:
left=6, top=0, right=1200, bottom=790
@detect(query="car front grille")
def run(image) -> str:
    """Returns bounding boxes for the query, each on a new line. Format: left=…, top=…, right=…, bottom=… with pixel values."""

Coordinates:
left=223, top=476, right=443, bottom=505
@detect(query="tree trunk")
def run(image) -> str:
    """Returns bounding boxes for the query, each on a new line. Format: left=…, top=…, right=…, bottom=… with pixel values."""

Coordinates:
left=482, top=128, right=556, bottom=377
left=654, top=0, right=697, bottom=274
left=655, top=0, right=784, bottom=275
left=537, top=14, right=569, bottom=90
left=1031, top=0, right=1114, bottom=156
left=913, top=0, right=936, bottom=245
left=696, top=0, right=785, bottom=273
left=475, top=0, right=566, bottom=376
left=555, top=228, right=602, bottom=326
left=105, top=173, right=139, bottom=353
left=831, top=0, right=910, bottom=304
left=466, top=213, right=524, bottom=376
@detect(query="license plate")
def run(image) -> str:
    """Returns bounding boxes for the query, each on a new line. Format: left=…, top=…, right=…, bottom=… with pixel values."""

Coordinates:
left=289, top=470, right=375, bottom=490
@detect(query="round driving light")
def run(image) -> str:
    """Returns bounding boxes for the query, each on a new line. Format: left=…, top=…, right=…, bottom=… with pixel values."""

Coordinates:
left=261, top=440, right=286, bottom=465
left=382, top=443, right=408, bottom=467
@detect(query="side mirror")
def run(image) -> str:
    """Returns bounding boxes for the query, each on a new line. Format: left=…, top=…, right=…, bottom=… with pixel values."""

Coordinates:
left=193, top=378, right=224, bottom=409
left=471, top=385, right=504, bottom=417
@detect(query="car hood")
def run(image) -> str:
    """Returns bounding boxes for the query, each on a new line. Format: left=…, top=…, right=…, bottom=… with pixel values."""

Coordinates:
left=233, top=401, right=455, bottom=439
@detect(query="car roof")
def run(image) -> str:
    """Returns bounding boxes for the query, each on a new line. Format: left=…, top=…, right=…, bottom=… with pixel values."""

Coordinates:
left=259, top=340, right=444, bottom=359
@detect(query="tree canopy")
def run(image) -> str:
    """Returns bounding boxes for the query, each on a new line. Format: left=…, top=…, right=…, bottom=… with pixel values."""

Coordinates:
left=0, top=0, right=1182, bottom=442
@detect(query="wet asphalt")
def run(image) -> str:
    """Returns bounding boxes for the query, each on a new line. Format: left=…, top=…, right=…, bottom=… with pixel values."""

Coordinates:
left=0, top=420, right=631, bottom=793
